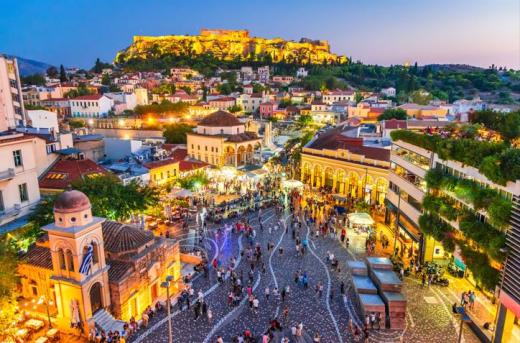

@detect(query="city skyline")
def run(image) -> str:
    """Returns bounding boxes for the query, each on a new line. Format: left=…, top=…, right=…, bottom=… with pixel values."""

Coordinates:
left=1, top=0, right=519, bottom=69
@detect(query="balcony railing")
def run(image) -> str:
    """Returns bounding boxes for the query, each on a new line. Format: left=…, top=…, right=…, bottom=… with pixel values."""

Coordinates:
left=0, top=168, right=15, bottom=181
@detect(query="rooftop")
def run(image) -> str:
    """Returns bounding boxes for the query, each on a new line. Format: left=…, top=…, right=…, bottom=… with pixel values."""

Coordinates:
left=198, top=110, right=242, bottom=127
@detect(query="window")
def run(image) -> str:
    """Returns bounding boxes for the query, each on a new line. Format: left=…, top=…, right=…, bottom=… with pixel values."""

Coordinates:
left=66, top=250, right=74, bottom=272
left=197, top=145, right=200, bottom=150
left=215, top=148, right=218, bottom=153
left=18, top=183, right=28, bottom=202
left=0, top=191, right=4, bottom=212
left=191, top=144, right=194, bottom=149
left=205, top=146, right=208, bottom=151
left=58, top=249, right=66, bottom=270
left=13, top=150, right=22, bottom=167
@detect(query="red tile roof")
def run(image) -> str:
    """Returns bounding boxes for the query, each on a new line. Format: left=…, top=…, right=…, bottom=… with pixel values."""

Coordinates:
left=209, top=97, right=235, bottom=102
left=306, top=128, right=390, bottom=162
left=72, top=94, right=104, bottom=101
left=384, top=119, right=408, bottom=130
left=199, top=110, right=241, bottom=127
left=143, top=158, right=179, bottom=169
left=39, top=159, right=109, bottom=190
left=179, top=160, right=209, bottom=172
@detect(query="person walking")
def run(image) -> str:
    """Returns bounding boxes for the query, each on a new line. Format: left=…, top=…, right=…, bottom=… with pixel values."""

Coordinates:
left=265, top=286, right=270, bottom=300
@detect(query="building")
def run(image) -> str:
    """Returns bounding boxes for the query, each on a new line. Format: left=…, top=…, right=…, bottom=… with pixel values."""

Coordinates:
left=300, top=126, right=390, bottom=205
left=397, top=103, right=449, bottom=119
left=0, top=55, right=26, bottom=131
left=272, top=76, right=294, bottom=85
left=39, top=158, right=109, bottom=193
left=381, top=87, right=396, bottom=97
left=322, top=89, right=355, bottom=105
left=17, top=190, right=182, bottom=334
left=73, top=134, right=105, bottom=162
left=257, top=66, right=270, bottom=83
left=0, top=132, right=42, bottom=227
left=134, top=87, right=149, bottom=106
left=104, top=92, right=137, bottom=112
left=27, top=110, right=59, bottom=132
left=40, top=98, right=71, bottom=118
left=296, top=67, right=308, bottom=78
left=187, top=110, right=262, bottom=167
left=144, top=158, right=180, bottom=186
left=207, top=96, right=236, bottom=111
left=70, top=94, right=114, bottom=118
left=388, top=129, right=520, bottom=343
left=259, top=102, right=278, bottom=118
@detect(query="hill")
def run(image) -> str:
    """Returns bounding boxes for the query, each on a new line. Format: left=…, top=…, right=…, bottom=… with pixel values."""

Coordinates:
left=4, top=55, right=54, bottom=76
left=115, top=29, right=347, bottom=67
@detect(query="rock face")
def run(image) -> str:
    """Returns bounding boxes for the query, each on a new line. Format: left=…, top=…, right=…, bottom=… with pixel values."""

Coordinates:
left=115, top=29, right=347, bottom=65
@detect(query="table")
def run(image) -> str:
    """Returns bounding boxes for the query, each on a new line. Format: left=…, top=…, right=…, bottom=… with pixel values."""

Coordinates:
left=25, top=318, right=45, bottom=331
left=46, top=328, right=59, bottom=340
left=15, top=328, right=29, bottom=340
left=35, top=337, right=49, bottom=343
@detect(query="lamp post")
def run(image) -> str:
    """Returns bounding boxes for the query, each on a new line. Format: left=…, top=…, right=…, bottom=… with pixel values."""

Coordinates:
left=38, top=295, right=53, bottom=328
left=161, top=275, right=174, bottom=343
left=491, top=247, right=510, bottom=343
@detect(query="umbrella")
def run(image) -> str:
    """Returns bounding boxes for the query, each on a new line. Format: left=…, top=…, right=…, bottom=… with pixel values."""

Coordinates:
left=172, top=189, right=194, bottom=198
left=347, top=212, right=375, bottom=226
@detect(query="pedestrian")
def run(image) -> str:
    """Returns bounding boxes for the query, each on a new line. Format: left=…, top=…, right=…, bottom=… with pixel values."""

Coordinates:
left=253, top=297, right=259, bottom=314
left=281, top=287, right=286, bottom=302
left=265, top=286, right=270, bottom=300
left=207, top=308, right=213, bottom=323
left=340, top=281, right=345, bottom=295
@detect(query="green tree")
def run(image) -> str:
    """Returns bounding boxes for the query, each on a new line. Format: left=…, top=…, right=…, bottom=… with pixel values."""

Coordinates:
left=377, top=108, right=408, bottom=121
left=163, top=123, right=195, bottom=143
left=409, top=89, right=433, bottom=105
left=227, top=104, right=242, bottom=113
left=46, top=66, right=58, bottom=78
left=92, top=58, right=111, bottom=73
left=68, top=118, right=87, bottom=129
left=0, top=239, right=19, bottom=340
left=59, top=64, right=67, bottom=82
left=71, top=175, right=160, bottom=220
left=298, top=114, right=313, bottom=126
left=21, top=74, right=45, bottom=86
left=152, top=83, right=176, bottom=95
left=64, top=84, right=93, bottom=98
left=134, top=100, right=189, bottom=116
left=101, top=73, right=111, bottom=86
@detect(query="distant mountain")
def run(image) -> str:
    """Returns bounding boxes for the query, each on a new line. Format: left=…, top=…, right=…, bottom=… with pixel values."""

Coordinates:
left=6, top=55, right=55, bottom=76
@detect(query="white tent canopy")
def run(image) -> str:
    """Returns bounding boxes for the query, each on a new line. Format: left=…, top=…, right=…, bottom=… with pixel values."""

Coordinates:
left=171, top=188, right=194, bottom=198
left=347, top=212, right=375, bottom=226
left=281, top=179, right=304, bottom=190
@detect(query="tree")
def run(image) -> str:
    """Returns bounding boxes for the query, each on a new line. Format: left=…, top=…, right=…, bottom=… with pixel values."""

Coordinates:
left=64, top=84, right=92, bottom=98
left=46, top=66, right=58, bottom=78
left=227, top=104, right=242, bottom=113
left=409, top=89, right=432, bottom=105
left=298, top=114, right=313, bottom=126
left=59, top=64, right=67, bottom=82
left=71, top=175, right=160, bottom=221
left=0, top=239, right=19, bottom=340
left=377, top=108, right=408, bottom=121
left=101, top=73, right=111, bottom=86
left=163, top=123, right=195, bottom=143
left=68, top=118, right=86, bottom=129
left=354, top=91, right=364, bottom=103
left=92, top=58, right=111, bottom=73
left=134, top=100, right=189, bottom=116
left=21, top=74, right=45, bottom=86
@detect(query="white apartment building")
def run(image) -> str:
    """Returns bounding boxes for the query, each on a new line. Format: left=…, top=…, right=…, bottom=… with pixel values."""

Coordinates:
left=134, top=87, right=149, bottom=106
left=236, top=93, right=266, bottom=113
left=322, top=90, right=355, bottom=105
left=70, top=94, right=113, bottom=118
left=0, top=55, right=26, bottom=131
left=0, top=133, right=42, bottom=227
left=296, top=67, right=308, bottom=78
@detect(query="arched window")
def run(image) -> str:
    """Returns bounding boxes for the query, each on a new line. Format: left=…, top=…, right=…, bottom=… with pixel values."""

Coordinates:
left=58, top=248, right=66, bottom=270
left=66, top=250, right=74, bottom=272
left=92, top=243, right=99, bottom=264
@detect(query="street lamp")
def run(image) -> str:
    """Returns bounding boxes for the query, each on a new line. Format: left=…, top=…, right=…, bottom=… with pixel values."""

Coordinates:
left=161, top=275, right=174, bottom=343
left=37, top=295, right=53, bottom=328
left=491, top=247, right=510, bottom=343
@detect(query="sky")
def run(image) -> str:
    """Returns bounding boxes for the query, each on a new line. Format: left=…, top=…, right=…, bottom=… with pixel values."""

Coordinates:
left=1, top=0, right=519, bottom=69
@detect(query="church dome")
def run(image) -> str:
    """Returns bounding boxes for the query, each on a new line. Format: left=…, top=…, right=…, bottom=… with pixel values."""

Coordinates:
left=54, top=189, right=91, bottom=213
left=198, top=110, right=241, bottom=127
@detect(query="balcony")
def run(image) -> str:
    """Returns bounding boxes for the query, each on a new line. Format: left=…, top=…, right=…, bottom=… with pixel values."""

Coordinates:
left=386, top=188, right=422, bottom=225
left=0, top=168, right=15, bottom=182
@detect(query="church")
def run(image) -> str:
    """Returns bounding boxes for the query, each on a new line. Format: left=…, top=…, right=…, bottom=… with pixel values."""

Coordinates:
left=18, top=189, right=182, bottom=333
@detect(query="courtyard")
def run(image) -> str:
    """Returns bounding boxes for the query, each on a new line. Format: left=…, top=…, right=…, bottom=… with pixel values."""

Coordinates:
left=127, top=205, right=481, bottom=343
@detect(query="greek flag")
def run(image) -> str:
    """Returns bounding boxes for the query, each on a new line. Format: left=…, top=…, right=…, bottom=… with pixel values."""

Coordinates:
left=79, top=244, right=93, bottom=274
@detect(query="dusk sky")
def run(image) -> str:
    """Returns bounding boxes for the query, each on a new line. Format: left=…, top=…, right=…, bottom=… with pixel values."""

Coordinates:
left=1, top=0, right=519, bottom=69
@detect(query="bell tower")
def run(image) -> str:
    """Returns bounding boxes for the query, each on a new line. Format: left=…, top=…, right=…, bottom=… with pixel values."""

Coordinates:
left=43, top=189, right=110, bottom=333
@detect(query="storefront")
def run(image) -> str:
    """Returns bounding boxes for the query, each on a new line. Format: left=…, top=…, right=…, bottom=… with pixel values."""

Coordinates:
left=384, top=199, right=422, bottom=264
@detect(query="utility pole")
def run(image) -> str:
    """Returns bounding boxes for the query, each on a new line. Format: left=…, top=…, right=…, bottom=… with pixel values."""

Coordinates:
left=393, top=190, right=402, bottom=254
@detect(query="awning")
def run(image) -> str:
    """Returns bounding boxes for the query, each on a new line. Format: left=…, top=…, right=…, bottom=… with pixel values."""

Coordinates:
left=347, top=212, right=375, bottom=226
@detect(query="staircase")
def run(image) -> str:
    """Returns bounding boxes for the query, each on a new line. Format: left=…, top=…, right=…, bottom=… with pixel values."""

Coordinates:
left=92, top=309, right=125, bottom=334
